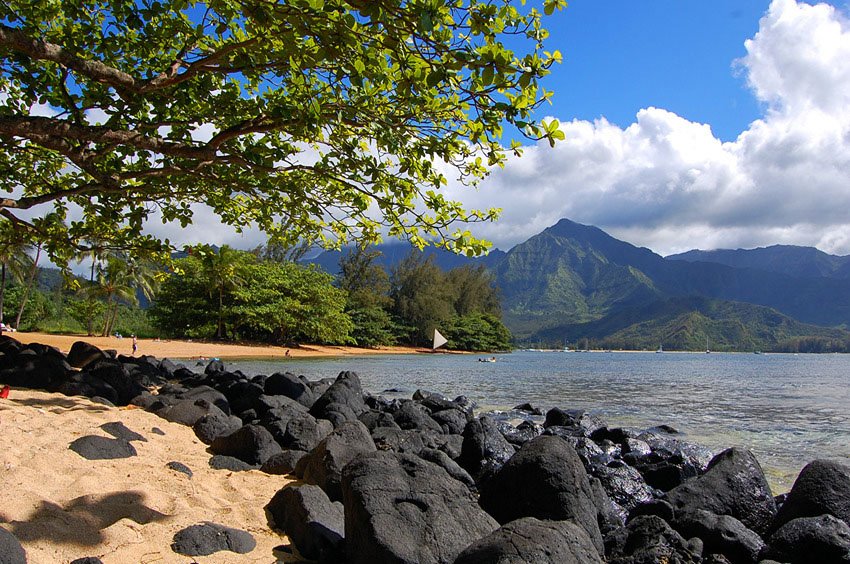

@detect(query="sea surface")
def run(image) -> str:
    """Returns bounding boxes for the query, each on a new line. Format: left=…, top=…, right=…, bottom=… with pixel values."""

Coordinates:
left=211, top=350, right=850, bottom=492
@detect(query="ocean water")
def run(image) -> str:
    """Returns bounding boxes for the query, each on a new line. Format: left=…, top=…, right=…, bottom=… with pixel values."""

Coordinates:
left=207, top=351, right=850, bottom=492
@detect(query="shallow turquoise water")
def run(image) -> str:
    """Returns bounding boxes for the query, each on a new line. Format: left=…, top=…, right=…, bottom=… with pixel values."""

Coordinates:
left=206, top=351, right=850, bottom=492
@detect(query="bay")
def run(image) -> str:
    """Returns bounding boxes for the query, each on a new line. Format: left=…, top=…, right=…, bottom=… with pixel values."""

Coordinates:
left=213, top=350, right=850, bottom=492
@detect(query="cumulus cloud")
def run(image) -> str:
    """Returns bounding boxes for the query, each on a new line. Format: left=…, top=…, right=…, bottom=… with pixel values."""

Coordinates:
left=452, top=0, right=850, bottom=256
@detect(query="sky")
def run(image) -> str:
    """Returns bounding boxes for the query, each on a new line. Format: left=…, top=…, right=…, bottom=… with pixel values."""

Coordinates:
left=138, top=0, right=850, bottom=257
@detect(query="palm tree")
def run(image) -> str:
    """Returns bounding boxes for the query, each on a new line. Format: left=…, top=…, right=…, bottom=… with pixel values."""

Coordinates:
left=84, top=256, right=138, bottom=336
left=14, top=241, right=41, bottom=330
left=196, top=245, right=249, bottom=340
left=0, top=222, right=34, bottom=329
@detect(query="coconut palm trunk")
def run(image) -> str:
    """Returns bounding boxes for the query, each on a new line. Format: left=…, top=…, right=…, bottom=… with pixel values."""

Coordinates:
left=14, top=243, right=40, bottom=330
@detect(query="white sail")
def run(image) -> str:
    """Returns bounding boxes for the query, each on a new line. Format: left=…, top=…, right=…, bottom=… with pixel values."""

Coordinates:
left=432, top=328, right=448, bottom=350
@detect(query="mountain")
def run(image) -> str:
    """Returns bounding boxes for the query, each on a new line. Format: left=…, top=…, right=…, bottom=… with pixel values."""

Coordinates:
left=491, top=219, right=850, bottom=343
left=529, top=295, right=850, bottom=352
left=667, top=245, right=850, bottom=279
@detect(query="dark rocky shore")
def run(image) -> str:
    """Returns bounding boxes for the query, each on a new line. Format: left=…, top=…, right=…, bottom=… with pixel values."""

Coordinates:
left=1, top=334, right=849, bottom=563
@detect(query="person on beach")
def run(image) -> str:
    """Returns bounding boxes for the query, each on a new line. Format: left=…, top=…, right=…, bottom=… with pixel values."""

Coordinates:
left=132, top=335, right=138, bottom=355
left=285, top=349, right=291, bottom=358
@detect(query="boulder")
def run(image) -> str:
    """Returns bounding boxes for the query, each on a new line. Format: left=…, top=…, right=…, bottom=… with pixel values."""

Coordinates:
left=157, top=398, right=225, bottom=427
left=209, top=424, right=282, bottom=465
left=67, top=340, right=108, bottom=369
left=69, top=435, right=137, bottom=460
left=393, top=400, right=443, bottom=433
left=341, top=451, right=499, bottom=564
left=606, top=515, right=701, bottom=564
left=266, top=484, right=344, bottom=563
left=766, top=514, right=850, bottom=563
left=773, top=459, right=850, bottom=530
left=209, top=455, right=258, bottom=472
left=261, top=450, right=307, bottom=475
left=513, top=402, right=543, bottom=415
left=665, top=448, right=776, bottom=536
left=193, top=411, right=243, bottom=444
left=0, top=353, right=71, bottom=390
left=180, top=385, right=230, bottom=414
left=279, top=413, right=333, bottom=452
left=417, top=448, right=476, bottom=489
left=457, top=416, right=515, bottom=482
left=430, top=409, right=469, bottom=435
left=454, top=517, right=604, bottom=564
left=264, top=372, right=316, bottom=408
left=591, top=461, right=655, bottom=513
left=543, top=408, right=606, bottom=435
left=85, top=360, right=145, bottom=405
left=673, top=509, right=765, bottom=564
left=295, top=420, right=376, bottom=501
left=0, top=525, right=27, bottom=564
left=309, top=371, right=367, bottom=421
left=359, top=410, right=402, bottom=432
left=171, top=522, right=256, bottom=556
left=478, top=435, right=603, bottom=554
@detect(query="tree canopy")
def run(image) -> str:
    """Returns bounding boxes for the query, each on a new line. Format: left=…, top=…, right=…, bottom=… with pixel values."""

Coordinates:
left=0, top=0, right=565, bottom=266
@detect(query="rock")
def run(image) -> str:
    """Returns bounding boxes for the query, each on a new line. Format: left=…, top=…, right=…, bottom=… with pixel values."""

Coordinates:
left=279, top=413, right=334, bottom=452
left=606, top=515, right=701, bottom=564
left=295, top=420, right=376, bottom=501
left=67, top=340, right=108, bottom=369
left=209, top=424, right=281, bottom=465
left=393, top=400, right=443, bottom=433
left=589, top=477, right=627, bottom=534
left=767, top=514, right=850, bottom=563
left=56, top=372, right=119, bottom=404
left=70, top=558, right=103, bottom=564
left=457, top=416, right=515, bottom=482
left=166, top=461, right=193, bottom=478
left=264, top=372, right=316, bottom=408
left=430, top=408, right=469, bottom=435
left=665, top=447, right=776, bottom=536
left=261, top=450, right=307, bottom=475
left=0, top=525, right=27, bottom=564
left=513, top=402, right=543, bottom=415
left=85, top=360, right=145, bottom=405
left=266, top=484, right=344, bottom=563
left=773, top=459, right=850, bottom=530
left=309, top=371, right=367, bottom=421
left=543, top=407, right=606, bottom=435
left=673, top=509, right=765, bottom=564
left=341, top=451, right=499, bottom=564
left=69, top=435, right=137, bottom=460
left=193, top=411, right=243, bottom=444
left=171, top=522, right=256, bottom=556
left=208, top=455, right=259, bottom=472
left=157, top=398, right=226, bottom=427
left=221, top=380, right=264, bottom=416
left=591, top=461, right=655, bottom=513
left=359, top=410, right=402, bottom=432
left=180, top=385, right=231, bottom=414
left=0, top=353, right=71, bottom=390
left=454, top=517, right=604, bottom=564
left=478, top=435, right=604, bottom=554
left=417, top=448, right=476, bottom=489
left=204, top=359, right=226, bottom=374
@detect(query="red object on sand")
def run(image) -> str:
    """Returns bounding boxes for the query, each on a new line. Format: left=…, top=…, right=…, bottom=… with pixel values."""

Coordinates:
left=0, top=385, right=9, bottom=398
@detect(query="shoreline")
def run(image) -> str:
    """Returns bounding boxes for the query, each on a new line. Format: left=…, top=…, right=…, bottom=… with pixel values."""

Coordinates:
left=8, top=331, right=425, bottom=360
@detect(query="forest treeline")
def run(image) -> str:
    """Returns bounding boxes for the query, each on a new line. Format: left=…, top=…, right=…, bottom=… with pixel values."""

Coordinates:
left=0, top=244, right=511, bottom=352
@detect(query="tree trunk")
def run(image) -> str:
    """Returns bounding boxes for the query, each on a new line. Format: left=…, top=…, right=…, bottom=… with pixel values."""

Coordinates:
left=101, top=294, right=113, bottom=336
left=0, top=262, right=6, bottom=327
left=15, top=244, right=40, bottom=330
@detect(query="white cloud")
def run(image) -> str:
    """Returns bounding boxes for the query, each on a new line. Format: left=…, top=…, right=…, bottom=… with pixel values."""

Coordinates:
left=450, top=0, right=850, bottom=257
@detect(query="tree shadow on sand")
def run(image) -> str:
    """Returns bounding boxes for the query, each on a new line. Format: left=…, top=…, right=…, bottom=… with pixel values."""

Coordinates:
left=5, top=490, right=168, bottom=546
left=4, top=395, right=112, bottom=412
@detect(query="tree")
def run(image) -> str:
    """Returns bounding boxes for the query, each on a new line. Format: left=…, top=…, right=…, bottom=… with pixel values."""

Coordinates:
left=390, top=252, right=454, bottom=345
left=338, top=245, right=395, bottom=347
left=0, top=0, right=565, bottom=267
left=14, top=241, right=41, bottom=329
left=194, top=245, right=253, bottom=339
left=0, top=220, right=33, bottom=327
left=446, top=264, right=501, bottom=316
left=85, top=255, right=139, bottom=336
left=231, top=262, right=352, bottom=344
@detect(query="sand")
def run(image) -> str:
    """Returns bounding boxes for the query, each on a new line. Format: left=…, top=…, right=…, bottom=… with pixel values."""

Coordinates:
left=9, top=331, right=422, bottom=360
left=0, top=389, right=298, bottom=563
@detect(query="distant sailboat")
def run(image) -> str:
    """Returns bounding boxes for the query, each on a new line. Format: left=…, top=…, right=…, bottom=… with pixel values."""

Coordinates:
left=432, top=328, right=448, bottom=351
left=656, top=344, right=663, bottom=353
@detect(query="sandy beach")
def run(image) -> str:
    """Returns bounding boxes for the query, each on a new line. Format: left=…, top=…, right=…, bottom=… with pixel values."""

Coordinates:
left=8, top=331, right=422, bottom=360
left=0, top=389, right=296, bottom=563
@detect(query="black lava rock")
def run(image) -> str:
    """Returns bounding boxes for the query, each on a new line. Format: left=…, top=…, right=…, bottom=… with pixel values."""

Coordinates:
left=773, top=459, right=850, bottom=530
left=606, top=515, right=701, bottom=564
left=0, top=525, right=27, bottom=564
left=454, top=517, right=604, bottom=564
left=295, top=420, right=376, bottom=501
left=266, top=484, right=344, bottom=563
left=457, top=416, right=515, bottom=482
left=665, top=447, right=776, bottom=536
left=672, top=509, right=765, bottom=564
left=766, top=514, right=850, bottom=563
left=209, top=424, right=281, bottom=465
left=171, top=522, right=256, bottom=556
left=478, top=435, right=604, bottom=555
left=69, top=435, right=137, bottom=460
left=341, top=451, right=498, bottom=564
